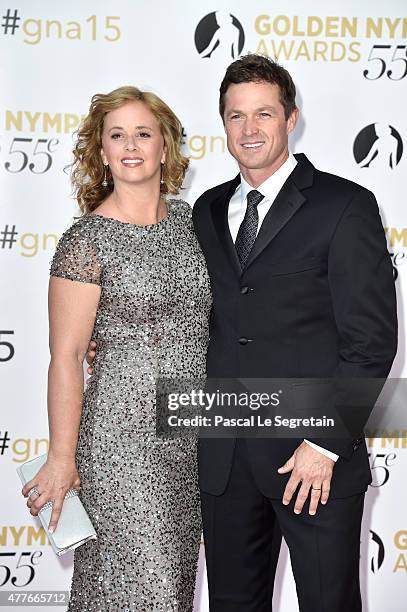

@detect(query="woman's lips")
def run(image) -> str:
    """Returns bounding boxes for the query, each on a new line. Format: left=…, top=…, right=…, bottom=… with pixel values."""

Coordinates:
left=121, top=157, right=144, bottom=166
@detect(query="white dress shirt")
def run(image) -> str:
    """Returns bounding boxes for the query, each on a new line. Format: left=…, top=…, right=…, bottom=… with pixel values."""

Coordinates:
left=228, top=153, right=338, bottom=463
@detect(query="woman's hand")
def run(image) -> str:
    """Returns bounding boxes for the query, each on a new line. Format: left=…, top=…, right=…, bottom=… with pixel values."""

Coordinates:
left=21, top=457, right=81, bottom=533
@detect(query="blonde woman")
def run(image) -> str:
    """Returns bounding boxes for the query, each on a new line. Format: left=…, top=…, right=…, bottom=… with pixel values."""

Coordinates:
left=21, top=87, right=212, bottom=611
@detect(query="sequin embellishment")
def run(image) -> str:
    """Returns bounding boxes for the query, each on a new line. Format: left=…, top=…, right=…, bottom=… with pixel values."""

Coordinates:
left=50, top=200, right=212, bottom=611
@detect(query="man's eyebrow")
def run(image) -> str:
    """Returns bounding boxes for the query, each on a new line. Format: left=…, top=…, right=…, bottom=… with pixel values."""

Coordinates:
left=257, top=105, right=278, bottom=112
left=226, top=105, right=278, bottom=115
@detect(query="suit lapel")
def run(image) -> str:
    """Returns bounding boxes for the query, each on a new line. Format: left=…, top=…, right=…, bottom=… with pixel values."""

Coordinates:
left=209, top=154, right=315, bottom=275
left=245, top=153, right=315, bottom=271
left=211, top=174, right=241, bottom=275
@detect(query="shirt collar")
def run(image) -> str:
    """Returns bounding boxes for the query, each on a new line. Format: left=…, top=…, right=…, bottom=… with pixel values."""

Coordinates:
left=240, top=152, right=298, bottom=203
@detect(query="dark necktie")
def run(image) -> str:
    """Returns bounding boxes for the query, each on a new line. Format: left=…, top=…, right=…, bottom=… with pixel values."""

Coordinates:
left=235, top=189, right=264, bottom=269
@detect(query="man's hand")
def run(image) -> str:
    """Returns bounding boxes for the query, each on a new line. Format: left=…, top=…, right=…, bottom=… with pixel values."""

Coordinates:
left=278, top=442, right=335, bottom=515
left=85, top=340, right=97, bottom=376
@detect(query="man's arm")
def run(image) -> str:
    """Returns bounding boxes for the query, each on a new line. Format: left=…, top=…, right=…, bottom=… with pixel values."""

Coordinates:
left=306, top=188, right=397, bottom=458
left=279, top=187, right=397, bottom=514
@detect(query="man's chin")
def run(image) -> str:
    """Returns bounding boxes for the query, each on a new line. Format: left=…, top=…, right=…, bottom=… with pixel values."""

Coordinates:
left=236, top=159, right=268, bottom=170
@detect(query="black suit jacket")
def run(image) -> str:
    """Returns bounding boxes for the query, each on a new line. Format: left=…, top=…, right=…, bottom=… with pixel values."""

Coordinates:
left=192, top=153, right=397, bottom=499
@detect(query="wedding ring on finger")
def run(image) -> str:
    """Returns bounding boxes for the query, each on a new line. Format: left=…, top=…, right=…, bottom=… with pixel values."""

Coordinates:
left=28, top=486, right=41, bottom=498
left=311, top=486, right=322, bottom=493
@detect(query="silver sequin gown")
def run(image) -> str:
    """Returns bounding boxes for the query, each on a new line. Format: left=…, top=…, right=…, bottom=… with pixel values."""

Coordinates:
left=50, top=199, right=212, bottom=612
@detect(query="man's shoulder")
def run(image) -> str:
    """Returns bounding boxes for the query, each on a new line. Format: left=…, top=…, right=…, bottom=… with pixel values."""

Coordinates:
left=312, top=164, right=374, bottom=201
left=295, top=153, right=372, bottom=200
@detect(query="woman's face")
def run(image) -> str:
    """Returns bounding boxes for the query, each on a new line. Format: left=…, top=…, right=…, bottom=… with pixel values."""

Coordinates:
left=101, top=101, right=166, bottom=189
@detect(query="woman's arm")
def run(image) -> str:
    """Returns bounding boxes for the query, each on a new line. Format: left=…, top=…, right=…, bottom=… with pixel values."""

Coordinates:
left=22, top=276, right=101, bottom=532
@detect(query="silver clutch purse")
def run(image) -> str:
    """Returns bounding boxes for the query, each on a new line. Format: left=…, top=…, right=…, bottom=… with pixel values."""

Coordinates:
left=16, top=453, right=97, bottom=556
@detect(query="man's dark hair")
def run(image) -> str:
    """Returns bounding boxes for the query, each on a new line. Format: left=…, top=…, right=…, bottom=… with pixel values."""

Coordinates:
left=219, top=54, right=297, bottom=121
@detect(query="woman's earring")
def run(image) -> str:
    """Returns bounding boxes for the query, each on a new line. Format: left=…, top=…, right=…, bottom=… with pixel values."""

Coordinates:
left=102, top=164, right=108, bottom=187
left=160, top=163, right=165, bottom=186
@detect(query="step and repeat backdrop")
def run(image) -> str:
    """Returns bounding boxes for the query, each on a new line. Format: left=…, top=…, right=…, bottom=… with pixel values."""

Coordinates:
left=1, top=1, right=406, bottom=610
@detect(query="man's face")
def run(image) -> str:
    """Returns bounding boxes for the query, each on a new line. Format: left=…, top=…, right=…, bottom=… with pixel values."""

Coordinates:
left=223, top=81, right=298, bottom=183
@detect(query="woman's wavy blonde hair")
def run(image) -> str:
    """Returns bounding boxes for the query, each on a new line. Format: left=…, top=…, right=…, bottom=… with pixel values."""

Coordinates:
left=70, top=86, right=189, bottom=214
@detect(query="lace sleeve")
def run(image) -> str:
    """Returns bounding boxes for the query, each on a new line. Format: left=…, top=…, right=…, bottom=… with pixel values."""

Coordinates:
left=50, top=220, right=101, bottom=285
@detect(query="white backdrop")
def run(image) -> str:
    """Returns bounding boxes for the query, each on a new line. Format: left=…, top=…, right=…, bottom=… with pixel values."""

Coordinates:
left=1, top=1, right=406, bottom=610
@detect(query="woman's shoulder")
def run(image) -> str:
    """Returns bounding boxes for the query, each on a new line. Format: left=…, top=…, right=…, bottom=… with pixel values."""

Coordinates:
left=50, top=215, right=102, bottom=284
left=167, top=197, right=192, bottom=218
left=58, top=214, right=97, bottom=240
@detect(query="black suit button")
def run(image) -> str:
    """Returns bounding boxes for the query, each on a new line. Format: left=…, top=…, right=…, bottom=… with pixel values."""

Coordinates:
left=239, top=337, right=248, bottom=345
left=240, top=286, right=249, bottom=294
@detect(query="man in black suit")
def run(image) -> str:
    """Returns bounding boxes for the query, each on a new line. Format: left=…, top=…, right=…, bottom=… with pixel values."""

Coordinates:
left=192, top=54, right=397, bottom=611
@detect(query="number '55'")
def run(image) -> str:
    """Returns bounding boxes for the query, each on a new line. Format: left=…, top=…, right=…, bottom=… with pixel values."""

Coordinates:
left=4, top=138, right=59, bottom=174
left=364, top=45, right=407, bottom=80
